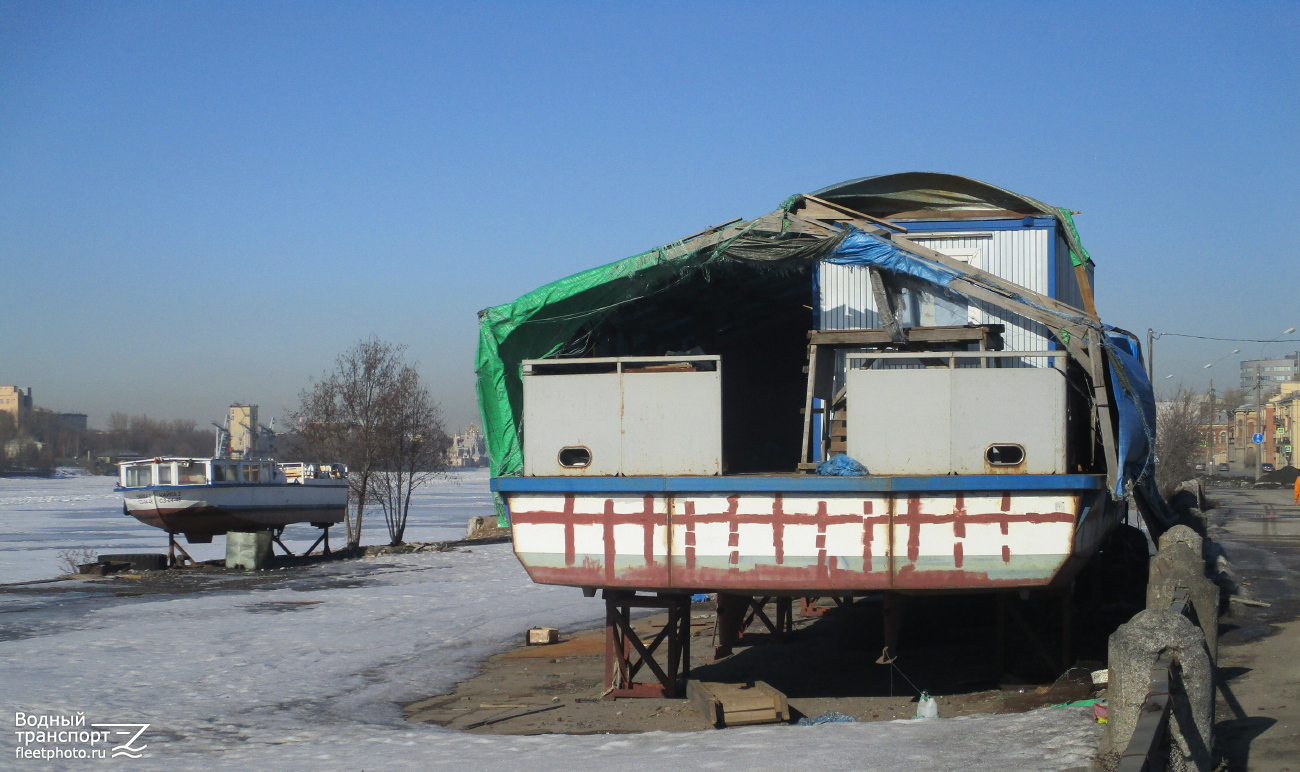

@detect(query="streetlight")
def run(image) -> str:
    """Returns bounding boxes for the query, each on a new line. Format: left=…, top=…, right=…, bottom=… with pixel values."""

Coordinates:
left=1201, top=350, right=1236, bottom=475
left=1251, top=327, right=1296, bottom=480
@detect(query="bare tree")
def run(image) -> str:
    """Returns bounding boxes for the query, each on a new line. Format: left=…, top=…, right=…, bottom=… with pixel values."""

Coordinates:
left=289, top=339, right=408, bottom=549
left=1156, top=387, right=1210, bottom=498
left=371, top=366, right=449, bottom=545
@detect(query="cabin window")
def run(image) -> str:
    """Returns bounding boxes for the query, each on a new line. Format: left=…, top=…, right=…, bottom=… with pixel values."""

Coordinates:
left=558, top=446, right=592, bottom=468
left=243, top=464, right=260, bottom=483
left=986, top=444, right=1026, bottom=466
left=156, top=464, right=173, bottom=485
left=179, top=462, right=207, bottom=485
left=125, top=466, right=152, bottom=487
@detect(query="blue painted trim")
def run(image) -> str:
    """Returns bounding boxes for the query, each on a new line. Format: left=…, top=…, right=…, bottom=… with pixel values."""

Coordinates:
left=892, top=217, right=1056, bottom=232
left=493, top=474, right=1104, bottom=494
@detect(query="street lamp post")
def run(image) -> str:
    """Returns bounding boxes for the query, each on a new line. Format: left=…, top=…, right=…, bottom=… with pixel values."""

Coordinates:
left=1254, top=327, right=1295, bottom=480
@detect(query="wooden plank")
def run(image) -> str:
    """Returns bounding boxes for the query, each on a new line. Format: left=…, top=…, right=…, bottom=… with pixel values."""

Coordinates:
left=806, top=325, right=1003, bottom=347
left=893, top=234, right=1088, bottom=319
left=800, top=194, right=908, bottom=233
left=869, top=267, right=907, bottom=343
left=800, top=343, right=819, bottom=465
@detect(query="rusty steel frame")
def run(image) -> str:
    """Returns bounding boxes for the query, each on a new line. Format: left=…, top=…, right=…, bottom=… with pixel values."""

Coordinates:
left=167, top=533, right=196, bottom=568
left=604, top=591, right=692, bottom=699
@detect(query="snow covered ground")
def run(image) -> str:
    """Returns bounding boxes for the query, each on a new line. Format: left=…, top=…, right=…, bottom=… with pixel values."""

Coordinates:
left=1, top=472, right=1100, bottom=770
left=0, top=468, right=495, bottom=584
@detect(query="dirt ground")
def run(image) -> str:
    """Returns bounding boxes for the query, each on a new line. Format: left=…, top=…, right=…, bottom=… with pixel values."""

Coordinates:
left=404, top=592, right=1103, bottom=735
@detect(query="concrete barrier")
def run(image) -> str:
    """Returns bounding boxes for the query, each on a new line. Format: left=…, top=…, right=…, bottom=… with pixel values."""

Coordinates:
left=1147, top=528, right=1219, bottom=661
left=1102, top=609, right=1214, bottom=771
left=226, top=531, right=272, bottom=570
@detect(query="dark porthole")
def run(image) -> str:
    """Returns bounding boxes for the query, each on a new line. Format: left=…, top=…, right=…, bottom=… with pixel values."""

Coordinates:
left=986, top=444, right=1025, bottom=466
left=558, top=447, right=592, bottom=468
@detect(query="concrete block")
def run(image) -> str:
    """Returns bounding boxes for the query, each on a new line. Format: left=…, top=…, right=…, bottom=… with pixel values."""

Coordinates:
left=226, top=531, right=272, bottom=570
left=1158, top=525, right=1203, bottom=558
left=1148, top=542, right=1219, bottom=661
left=1101, top=609, right=1214, bottom=772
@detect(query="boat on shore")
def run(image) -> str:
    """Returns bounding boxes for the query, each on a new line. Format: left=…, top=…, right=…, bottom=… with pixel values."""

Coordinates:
left=118, top=457, right=348, bottom=541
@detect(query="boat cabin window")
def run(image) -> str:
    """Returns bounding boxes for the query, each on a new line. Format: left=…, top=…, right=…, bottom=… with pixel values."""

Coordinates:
left=156, top=464, right=173, bottom=485
left=242, top=464, right=260, bottom=483
left=178, top=461, right=208, bottom=485
left=124, top=465, right=152, bottom=487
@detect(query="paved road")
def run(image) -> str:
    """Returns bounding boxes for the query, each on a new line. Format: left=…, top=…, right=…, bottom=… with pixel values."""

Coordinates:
left=1208, top=484, right=1300, bottom=771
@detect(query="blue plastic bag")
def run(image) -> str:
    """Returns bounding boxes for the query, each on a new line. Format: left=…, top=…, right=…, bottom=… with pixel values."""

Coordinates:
left=816, top=454, right=869, bottom=476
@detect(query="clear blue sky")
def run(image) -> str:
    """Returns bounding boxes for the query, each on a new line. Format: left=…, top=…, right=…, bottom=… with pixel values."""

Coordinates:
left=2, top=1, right=1297, bottom=430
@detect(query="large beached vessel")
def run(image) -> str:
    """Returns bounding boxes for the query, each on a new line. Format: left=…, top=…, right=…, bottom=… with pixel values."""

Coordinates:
left=118, top=457, right=348, bottom=540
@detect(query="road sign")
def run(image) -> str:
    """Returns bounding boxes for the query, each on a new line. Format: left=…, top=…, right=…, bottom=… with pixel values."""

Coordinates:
left=1286, top=445, right=1293, bottom=453
left=1252, top=433, right=1265, bottom=444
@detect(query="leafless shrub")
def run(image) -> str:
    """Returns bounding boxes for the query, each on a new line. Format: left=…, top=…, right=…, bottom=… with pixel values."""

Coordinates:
left=57, top=547, right=97, bottom=575
left=370, top=366, right=449, bottom=546
left=289, top=338, right=447, bottom=548
left=1156, top=387, right=1209, bottom=499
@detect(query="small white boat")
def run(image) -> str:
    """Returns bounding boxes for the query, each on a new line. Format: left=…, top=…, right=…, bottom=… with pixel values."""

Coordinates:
left=118, top=457, right=348, bottom=540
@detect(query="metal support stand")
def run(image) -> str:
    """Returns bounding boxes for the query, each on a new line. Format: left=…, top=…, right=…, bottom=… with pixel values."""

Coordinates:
left=271, top=528, right=295, bottom=557
left=604, top=591, right=692, bottom=698
left=799, top=595, right=851, bottom=617
left=303, top=524, right=332, bottom=557
left=994, top=590, right=1073, bottom=680
left=168, top=533, right=196, bottom=568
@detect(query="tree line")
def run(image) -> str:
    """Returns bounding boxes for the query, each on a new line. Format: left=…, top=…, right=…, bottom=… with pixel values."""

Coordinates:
left=0, top=410, right=213, bottom=476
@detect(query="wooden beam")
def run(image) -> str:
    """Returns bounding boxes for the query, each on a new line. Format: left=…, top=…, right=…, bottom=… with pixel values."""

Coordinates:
left=869, top=267, right=907, bottom=343
left=806, top=325, right=1004, bottom=347
left=893, top=235, right=1089, bottom=320
left=799, top=194, right=908, bottom=233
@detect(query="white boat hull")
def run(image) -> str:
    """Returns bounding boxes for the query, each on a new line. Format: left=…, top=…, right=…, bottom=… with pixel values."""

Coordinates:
left=121, top=482, right=347, bottom=536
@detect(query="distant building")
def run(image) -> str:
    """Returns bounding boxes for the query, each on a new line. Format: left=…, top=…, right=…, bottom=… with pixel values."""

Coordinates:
left=0, top=386, right=32, bottom=422
left=446, top=426, right=488, bottom=468
left=57, top=413, right=88, bottom=431
left=1240, top=355, right=1299, bottom=399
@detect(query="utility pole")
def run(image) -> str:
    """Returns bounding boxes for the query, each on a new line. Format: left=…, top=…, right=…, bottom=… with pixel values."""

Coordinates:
left=1206, top=379, right=1214, bottom=474
left=1147, top=328, right=1155, bottom=384
left=1256, top=364, right=1263, bottom=481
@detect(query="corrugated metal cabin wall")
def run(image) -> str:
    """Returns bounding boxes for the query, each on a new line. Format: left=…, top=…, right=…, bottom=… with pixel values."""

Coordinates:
left=817, top=226, right=1055, bottom=367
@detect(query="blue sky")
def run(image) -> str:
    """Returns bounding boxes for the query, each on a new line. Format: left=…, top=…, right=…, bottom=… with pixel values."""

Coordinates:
left=2, top=1, right=1297, bottom=430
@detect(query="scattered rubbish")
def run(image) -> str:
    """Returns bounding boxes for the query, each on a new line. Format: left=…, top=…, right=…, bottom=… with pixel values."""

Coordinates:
left=914, top=691, right=939, bottom=719
left=526, top=627, right=559, bottom=645
left=1094, top=703, right=1109, bottom=724
left=815, top=454, right=868, bottom=476
left=690, top=593, right=711, bottom=603
left=463, top=703, right=563, bottom=730
left=1231, top=596, right=1271, bottom=607
left=797, top=712, right=860, bottom=726
left=688, top=680, right=790, bottom=728
left=1051, top=698, right=1103, bottom=708
left=1091, top=669, right=1109, bottom=686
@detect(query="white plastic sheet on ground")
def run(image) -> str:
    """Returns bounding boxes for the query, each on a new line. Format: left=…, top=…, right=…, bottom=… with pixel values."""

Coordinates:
left=1, top=472, right=1100, bottom=770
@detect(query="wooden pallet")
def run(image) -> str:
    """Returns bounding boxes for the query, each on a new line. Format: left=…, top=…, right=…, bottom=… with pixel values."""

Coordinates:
left=687, top=680, right=790, bottom=728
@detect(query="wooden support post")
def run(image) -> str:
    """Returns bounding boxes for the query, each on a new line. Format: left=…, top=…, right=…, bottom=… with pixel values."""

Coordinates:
left=800, top=343, right=820, bottom=467
left=868, top=267, right=907, bottom=343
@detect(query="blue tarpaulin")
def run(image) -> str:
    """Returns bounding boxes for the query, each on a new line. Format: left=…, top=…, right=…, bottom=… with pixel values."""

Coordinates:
left=823, top=229, right=963, bottom=288
left=1106, top=333, right=1178, bottom=528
